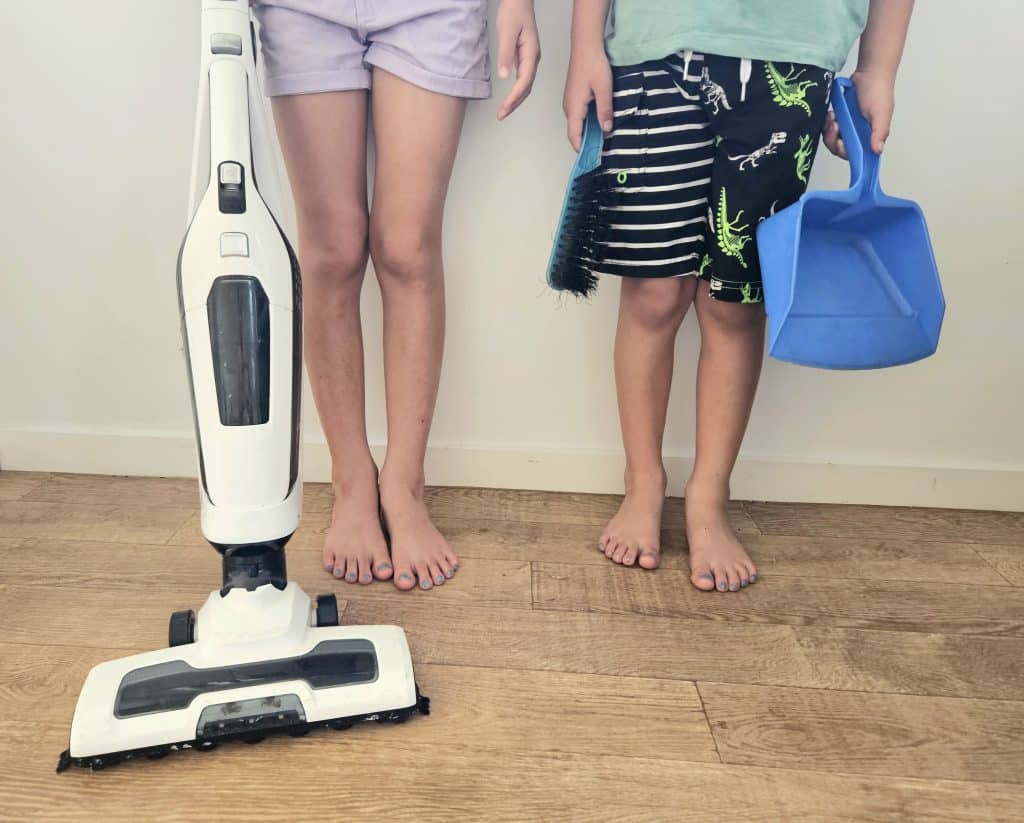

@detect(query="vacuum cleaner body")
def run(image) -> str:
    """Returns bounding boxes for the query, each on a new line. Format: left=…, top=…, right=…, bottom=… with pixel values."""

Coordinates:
left=58, top=0, right=425, bottom=772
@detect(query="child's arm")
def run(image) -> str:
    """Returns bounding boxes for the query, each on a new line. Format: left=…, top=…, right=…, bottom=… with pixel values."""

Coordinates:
left=496, top=0, right=541, bottom=120
left=563, top=0, right=613, bottom=151
left=824, top=0, right=915, bottom=157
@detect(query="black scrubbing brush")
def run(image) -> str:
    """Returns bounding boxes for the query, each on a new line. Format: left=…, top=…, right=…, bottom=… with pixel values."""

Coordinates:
left=547, top=104, right=614, bottom=298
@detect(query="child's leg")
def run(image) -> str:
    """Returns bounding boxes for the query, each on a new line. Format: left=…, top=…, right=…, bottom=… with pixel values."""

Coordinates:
left=270, top=90, right=392, bottom=585
left=687, top=54, right=832, bottom=591
left=687, top=288, right=763, bottom=591
left=601, top=276, right=697, bottom=568
left=369, top=68, right=464, bottom=592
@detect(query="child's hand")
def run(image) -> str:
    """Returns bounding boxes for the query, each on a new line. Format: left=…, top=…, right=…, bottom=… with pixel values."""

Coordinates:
left=823, top=69, right=895, bottom=159
left=496, top=0, right=541, bottom=121
left=563, top=42, right=613, bottom=151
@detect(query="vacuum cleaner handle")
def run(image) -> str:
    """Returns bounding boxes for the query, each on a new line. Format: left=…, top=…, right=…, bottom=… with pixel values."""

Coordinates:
left=832, top=77, right=883, bottom=198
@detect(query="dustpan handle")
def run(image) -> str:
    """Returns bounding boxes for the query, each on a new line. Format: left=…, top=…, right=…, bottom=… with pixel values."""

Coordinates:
left=832, top=77, right=882, bottom=196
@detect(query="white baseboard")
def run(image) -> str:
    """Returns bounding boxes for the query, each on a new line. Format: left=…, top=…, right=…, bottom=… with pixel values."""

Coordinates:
left=2, top=428, right=1022, bottom=511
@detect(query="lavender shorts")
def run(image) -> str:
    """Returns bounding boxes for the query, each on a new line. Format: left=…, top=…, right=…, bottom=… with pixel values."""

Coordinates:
left=252, top=0, right=490, bottom=99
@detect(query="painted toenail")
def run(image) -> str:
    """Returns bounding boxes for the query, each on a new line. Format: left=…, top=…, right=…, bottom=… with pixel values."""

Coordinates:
left=446, top=567, right=455, bottom=577
left=399, top=572, right=412, bottom=581
left=346, top=572, right=357, bottom=581
left=421, top=579, right=431, bottom=589
left=377, top=562, right=392, bottom=572
left=325, top=565, right=334, bottom=573
left=729, top=583, right=739, bottom=591
left=435, top=575, right=444, bottom=584
left=361, top=573, right=372, bottom=583
left=717, top=582, right=727, bottom=591
left=750, top=574, right=758, bottom=583
left=741, top=579, right=749, bottom=587
left=700, top=572, right=714, bottom=581
left=334, top=568, right=344, bottom=578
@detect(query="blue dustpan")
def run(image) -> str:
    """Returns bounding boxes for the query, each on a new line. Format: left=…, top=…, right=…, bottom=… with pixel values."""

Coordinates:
left=757, top=77, right=944, bottom=369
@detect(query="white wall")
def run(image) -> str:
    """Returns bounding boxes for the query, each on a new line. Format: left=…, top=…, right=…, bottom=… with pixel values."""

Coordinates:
left=1, top=1, right=1021, bottom=509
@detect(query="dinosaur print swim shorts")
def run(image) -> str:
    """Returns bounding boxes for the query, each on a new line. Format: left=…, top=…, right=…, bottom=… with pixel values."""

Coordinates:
left=591, top=51, right=832, bottom=303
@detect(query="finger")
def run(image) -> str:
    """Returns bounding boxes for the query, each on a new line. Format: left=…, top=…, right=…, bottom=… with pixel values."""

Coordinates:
left=862, top=104, right=892, bottom=154
left=566, top=103, right=586, bottom=152
left=594, top=79, right=614, bottom=132
left=497, top=24, right=518, bottom=80
left=497, top=44, right=539, bottom=120
left=871, top=122, right=890, bottom=154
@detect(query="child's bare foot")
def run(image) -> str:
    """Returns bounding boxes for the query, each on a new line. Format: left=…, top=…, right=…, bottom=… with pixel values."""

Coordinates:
left=684, top=486, right=756, bottom=592
left=379, top=476, right=459, bottom=592
left=598, top=469, right=665, bottom=569
left=323, top=467, right=394, bottom=585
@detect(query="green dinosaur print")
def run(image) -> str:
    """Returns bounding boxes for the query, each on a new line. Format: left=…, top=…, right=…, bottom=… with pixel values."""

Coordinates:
left=699, top=253, right=712, bottom=276
left=765, top=62, right=817, bottom=117
left=714, top=188, right=752, bottom=269
left=740, top=282, right=760, bottom=304
left=795, top=133, right=813, bottom=183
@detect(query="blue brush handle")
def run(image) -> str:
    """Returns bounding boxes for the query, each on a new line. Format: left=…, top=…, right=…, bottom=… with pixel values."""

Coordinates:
left=832, top=77, right=882, bottom=197
left=578, top=103, right=604, bottom=174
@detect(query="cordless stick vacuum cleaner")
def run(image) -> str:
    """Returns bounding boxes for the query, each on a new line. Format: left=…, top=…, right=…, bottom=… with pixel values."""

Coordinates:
left=57, top=0, right=427, bottom=772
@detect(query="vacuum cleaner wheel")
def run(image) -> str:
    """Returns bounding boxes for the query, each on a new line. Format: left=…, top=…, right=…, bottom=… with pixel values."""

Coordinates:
left=315, top=594, right=339, bottom=628
left=168, top=610, right=196, bottom=647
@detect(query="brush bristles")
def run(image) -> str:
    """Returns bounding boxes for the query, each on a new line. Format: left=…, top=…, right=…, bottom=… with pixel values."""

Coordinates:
left=549, top=168, right=615, bottom=298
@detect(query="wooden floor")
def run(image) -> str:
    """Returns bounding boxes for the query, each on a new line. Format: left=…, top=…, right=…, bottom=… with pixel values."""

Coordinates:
left=2, top=471, right=1023, bottom=821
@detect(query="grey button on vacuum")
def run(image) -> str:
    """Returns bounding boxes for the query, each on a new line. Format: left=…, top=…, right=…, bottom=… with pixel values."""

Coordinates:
left=219, top=162, right=243, bottom=185
left=211, top=34, right=243, bottom=55
left=220, top=233, right=250, bottom=258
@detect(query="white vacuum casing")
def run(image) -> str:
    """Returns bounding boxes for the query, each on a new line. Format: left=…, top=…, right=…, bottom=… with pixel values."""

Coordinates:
left=179, top=0, right=301, bottom=546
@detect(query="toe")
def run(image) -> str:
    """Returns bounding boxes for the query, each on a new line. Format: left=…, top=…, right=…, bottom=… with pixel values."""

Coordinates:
left=323, top=552, right=336, bottom=575
left=374, top=557, right=394, bottom=580
left=691, top=564, right=716, bottom=591
left=428, top=562, right=446, bottom=587
left=639, top=549, right=661, bottom=570
left=611, top=541, right=629, bottom=564
left=727, top=567, right=742, bottom=592
left=394, top=567, right=416, bottom=591
left=357, top=557, right=374, bottom=585
left=603, top=537, right=618, bottom=559
left=713, top=567, right=729, bottom=592
left=621, top=545, right=638, bottom=566
left=442, top=550, right=459, bottom=578
left=343, top=558, right=359, bottom=584
left=415, top=566, right=433, bottom=590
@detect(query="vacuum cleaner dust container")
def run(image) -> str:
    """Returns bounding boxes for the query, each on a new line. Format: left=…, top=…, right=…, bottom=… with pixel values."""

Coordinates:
left=58, top=0, right=427, bottom=772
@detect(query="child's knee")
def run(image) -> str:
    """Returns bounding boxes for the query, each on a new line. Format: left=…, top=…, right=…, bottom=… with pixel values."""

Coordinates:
left=696, top=286, right=766, bottom=334
left=620, top=276, right=696, bottom=330
left=302, top=236, right=369, bottom=290
left=369, top=222, right=440, bottom=286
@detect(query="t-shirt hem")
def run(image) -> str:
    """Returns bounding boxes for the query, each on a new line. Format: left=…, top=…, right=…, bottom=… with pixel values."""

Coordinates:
left=605, top=30, right=847, bottom=72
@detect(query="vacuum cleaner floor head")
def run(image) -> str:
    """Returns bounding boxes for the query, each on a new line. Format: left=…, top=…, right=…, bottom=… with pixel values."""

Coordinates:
left=58, top=586, right=429, bottom=772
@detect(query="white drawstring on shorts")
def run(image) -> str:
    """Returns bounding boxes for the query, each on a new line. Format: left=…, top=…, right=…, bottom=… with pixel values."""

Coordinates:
left=739, top=57, right=752, bottom=102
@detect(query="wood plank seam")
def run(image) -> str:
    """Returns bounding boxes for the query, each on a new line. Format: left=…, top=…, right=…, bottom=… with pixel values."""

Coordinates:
left=972, top=545, right=1020, bottom=587
left=692, top=682, right=724, bottom=764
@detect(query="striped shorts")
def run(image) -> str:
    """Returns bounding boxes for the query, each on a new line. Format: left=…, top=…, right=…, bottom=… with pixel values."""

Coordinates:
left=594, top=51, right=832, bottom=303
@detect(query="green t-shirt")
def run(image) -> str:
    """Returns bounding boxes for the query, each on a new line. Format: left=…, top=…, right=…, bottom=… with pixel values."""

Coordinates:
left=605, top=0, right=869, bottom=72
